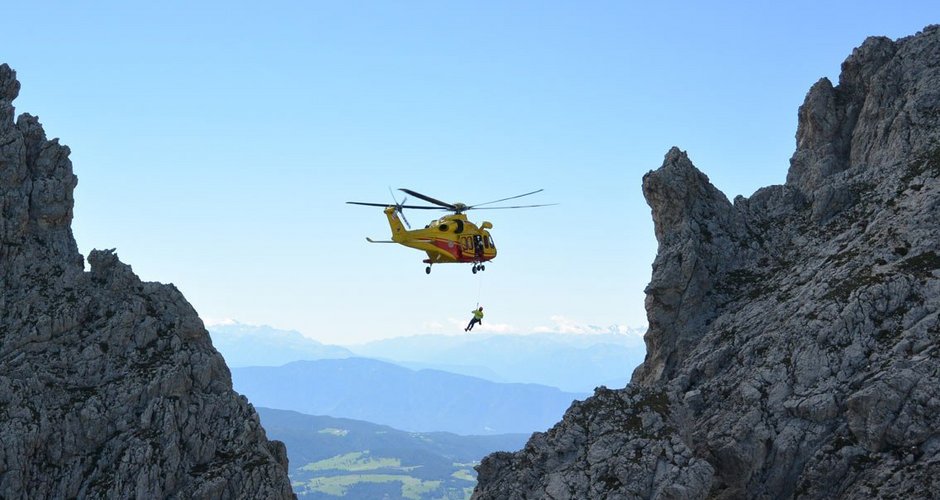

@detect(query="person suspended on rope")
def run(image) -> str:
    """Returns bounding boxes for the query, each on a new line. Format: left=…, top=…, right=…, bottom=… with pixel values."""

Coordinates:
left=465, top=306, right=484, bottom=332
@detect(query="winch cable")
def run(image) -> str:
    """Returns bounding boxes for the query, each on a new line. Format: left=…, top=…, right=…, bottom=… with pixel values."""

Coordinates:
left=475, top=266, right=484, bottom=308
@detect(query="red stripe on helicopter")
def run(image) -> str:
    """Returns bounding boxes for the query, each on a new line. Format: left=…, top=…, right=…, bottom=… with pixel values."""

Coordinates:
left=430, top=238, right=462, bottom=259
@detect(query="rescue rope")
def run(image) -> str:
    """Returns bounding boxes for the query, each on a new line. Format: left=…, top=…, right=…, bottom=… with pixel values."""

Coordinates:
left=476, top=267, right=484, bottom=308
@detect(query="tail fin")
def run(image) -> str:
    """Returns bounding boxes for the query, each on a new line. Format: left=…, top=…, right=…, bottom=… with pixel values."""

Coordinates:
left=384, top=207, right=407, bottom=241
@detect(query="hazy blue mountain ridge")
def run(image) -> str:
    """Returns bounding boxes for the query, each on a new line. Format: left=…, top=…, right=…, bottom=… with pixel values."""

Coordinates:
left=209, top=322, right=354, bottom=366
left=381, top=360, right=507, bottom=382
left=232, top=358, right=586, bottom=435
left=349, top=332, right=646, bottom=392
left=210, top=322, right=646, bottom=392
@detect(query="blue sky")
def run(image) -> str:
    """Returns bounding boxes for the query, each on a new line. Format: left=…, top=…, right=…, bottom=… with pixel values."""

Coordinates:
left=5, top=2, right=938, bottom=344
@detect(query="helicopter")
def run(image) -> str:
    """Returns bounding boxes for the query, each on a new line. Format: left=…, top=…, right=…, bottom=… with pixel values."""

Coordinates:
left=348, top=188, right=554, bottom=274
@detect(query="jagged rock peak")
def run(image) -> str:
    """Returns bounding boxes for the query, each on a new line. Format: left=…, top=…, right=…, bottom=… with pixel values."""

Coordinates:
left=642, top=147, right=733, bottom=245
left=474, top=25, right=940, bottom=500
left=1, top=63, right=20, bottom=102
left=0, top=64, right=81, bottom=273
left=0, top=67, right=295, bottom=498
left=634, top=148, right=739, bottom=385
left=787, top=24, right=940, bottom=221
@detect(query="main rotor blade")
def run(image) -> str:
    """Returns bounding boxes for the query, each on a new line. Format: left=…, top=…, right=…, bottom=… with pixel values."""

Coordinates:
left=469, top=203, right=559, bottom=210
left=468, top=189, right=544, bottom=209
left=399, top=188, right=457, bottom=210
left=346, top=201, right=444, bottom=209
left=347, top=201, right=392, bottom=207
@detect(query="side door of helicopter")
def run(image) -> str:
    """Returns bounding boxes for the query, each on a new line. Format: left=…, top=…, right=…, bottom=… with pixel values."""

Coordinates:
left=472, top=234, right=485, bottom=259
left=457, top=234, right=478, bottom=261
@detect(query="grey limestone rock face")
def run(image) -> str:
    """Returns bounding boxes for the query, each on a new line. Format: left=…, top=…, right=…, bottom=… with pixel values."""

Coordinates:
left=474, top=25, right=940, bottom=500
left=0, top=64, right=294, bottom=499
left=473, top=386, right=713, bottom=500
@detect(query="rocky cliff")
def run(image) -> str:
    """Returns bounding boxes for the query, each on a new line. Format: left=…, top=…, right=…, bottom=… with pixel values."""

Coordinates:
left=473, top=25, right=940, bottom=499
left=0, top=64, right=295, bottom=498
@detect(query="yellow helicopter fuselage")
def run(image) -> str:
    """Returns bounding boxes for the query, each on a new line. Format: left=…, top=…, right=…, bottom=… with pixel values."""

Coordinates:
left=384, top=207, right=496, bottom=265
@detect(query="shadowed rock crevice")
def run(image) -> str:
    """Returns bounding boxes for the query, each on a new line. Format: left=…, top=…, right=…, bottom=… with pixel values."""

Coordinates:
left=473, top=24, right=940, bottom=500
left=0, top=63, right=294, bottom=499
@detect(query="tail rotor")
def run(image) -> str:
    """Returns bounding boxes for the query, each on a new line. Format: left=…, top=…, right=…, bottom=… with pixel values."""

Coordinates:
left=388, top=186, right=412, bottom=229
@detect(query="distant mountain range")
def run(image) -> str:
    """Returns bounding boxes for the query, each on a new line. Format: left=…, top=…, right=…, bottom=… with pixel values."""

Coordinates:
left=232, top=358, right=586, bottom=435
left=208, top=322, right=354, bottom=366
left=257, top=407, right=528, bottom=499
left=209, top=322, right=646, bottom=392
left=349, top=332, right=646, bottom=392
